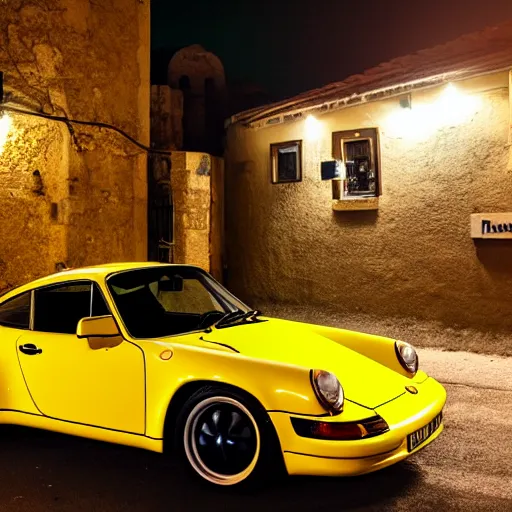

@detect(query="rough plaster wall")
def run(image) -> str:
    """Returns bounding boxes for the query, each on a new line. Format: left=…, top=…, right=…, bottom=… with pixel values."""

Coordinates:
left=209, top=156, right=224, bottom=281
left=225, top=73, right=512, bottom=333
left=0, top=0, right=149, bottom=291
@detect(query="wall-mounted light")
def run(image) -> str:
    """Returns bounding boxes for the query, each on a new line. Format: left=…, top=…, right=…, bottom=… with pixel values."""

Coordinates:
left=384, top=83, right=481, bottom=141
left=305, top=114, right=322, bottom=141
left=0, top=112, right=12, bottom=155
left=399, top=94, right=412, bottom=109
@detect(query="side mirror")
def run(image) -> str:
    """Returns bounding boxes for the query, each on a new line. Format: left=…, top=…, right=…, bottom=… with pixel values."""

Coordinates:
left=77, top=315, right=122, bottom=350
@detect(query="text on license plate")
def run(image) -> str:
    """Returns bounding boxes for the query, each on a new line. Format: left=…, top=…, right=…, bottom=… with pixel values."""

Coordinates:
left=407, top=412, right=443, bottom=452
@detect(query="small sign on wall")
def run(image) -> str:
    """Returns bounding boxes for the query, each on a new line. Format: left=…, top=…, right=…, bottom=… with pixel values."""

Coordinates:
left=470, top=213, right=512, bottom=239
left=321, top=160, right=345, bottom=180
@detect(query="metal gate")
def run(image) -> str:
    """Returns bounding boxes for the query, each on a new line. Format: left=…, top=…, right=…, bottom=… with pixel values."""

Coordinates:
left=148, top=194, right=173, bottom=263
left=147, top=154, right=173, bottom=263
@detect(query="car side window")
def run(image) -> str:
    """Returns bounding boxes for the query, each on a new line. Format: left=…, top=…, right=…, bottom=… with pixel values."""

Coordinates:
left=34, top=283, right=91, bottom=334
left=0, top=292, right=31, bottom=329
left=33, top=282, right=110, bottom=335
left=92, top=284, right=110, bottom=317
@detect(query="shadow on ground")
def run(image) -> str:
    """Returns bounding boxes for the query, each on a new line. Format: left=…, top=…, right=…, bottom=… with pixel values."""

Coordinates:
left=0, top=425, right=424, bottom=511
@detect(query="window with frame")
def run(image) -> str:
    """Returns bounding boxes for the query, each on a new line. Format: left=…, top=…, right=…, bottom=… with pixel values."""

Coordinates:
left=332, top=128, right=380, bottom=198
left=0, top=292, right=31, bottom=329
left=33, top=282, right=110, bottom=335
left=270, top=140, right=302, bottom=184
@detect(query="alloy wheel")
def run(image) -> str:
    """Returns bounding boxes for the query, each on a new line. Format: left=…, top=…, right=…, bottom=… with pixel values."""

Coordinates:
left=184, top=396, right=260, bottom=485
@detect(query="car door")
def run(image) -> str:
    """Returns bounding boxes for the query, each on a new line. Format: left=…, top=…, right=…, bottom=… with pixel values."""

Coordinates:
left=17, top=280, right=145, bottom=434
left=0, top=291, right=41, bottom=414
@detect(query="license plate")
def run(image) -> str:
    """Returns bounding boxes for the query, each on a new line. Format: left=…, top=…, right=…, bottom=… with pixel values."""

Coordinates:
left=407, top=412, right=443, bottom=452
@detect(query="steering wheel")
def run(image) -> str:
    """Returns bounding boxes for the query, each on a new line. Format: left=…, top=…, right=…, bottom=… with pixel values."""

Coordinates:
left=197, top=310, right=225, bottom=330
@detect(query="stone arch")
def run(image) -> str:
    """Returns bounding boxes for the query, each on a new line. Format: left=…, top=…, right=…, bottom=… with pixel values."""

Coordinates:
left=168, top=45, right=227, bottom=154
left=168, top=44, right=226, bottom=93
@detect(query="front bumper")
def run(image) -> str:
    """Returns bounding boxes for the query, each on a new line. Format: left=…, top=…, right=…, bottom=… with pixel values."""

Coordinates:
left=269, top=376, right=446, bottom=477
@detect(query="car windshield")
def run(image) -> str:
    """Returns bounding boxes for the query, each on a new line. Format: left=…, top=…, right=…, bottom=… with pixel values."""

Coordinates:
left=106, top=266, right=249, bottom=338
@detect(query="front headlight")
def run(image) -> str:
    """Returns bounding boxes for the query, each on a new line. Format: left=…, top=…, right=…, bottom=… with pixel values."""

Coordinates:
left=395, top=341, right=419, bottom=375
left=310, top=370, right=344, bottom=413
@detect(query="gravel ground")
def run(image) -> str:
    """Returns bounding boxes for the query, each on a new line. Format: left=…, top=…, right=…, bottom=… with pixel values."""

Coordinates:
left=257, top=302, right=512, bottom=357
left=418, top=348, right=512, bottom=390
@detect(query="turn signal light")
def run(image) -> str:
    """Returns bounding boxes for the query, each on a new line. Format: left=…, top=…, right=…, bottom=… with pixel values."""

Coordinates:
left=160, top=350, right=173, bottom=360
left=291, top=416, right=389, bottom=440
left=313, top=421, right=366, bottom=440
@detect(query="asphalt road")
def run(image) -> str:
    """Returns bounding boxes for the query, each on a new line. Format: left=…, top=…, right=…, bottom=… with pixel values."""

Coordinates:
left=0, top=351, right=511, bottom=512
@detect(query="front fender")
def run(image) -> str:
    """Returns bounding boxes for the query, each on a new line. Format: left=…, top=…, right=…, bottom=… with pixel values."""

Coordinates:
left=308, top=323, right=426, bottom=381
left=141, top=341, right=325, bottom=440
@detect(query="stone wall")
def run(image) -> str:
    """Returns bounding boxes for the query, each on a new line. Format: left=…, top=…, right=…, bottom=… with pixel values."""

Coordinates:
left=150, top=85, right=183, bottom=151
left=225, top=72, right=512, bottom=334
left=171, top=151, right=224, bottom=280
left=168, top=45, right=227, bottom=155
left=0, top=0, right=150, bottom=291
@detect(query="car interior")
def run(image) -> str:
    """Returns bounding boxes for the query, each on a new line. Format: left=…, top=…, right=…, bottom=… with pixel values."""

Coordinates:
left=112, top=285, right=204, bottom=338
left=33, top=284, right=110, bottom=335
left=34, top=288, right=92, bottom=335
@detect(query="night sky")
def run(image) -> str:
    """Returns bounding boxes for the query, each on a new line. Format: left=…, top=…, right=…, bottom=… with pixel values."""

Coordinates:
left=151, top=0, right=512, bottom=101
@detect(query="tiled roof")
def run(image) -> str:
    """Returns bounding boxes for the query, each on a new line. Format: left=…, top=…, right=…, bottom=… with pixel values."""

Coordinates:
left=231, top=21, right=512, bottom=125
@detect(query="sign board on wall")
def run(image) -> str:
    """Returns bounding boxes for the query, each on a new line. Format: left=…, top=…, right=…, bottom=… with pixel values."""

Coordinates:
left=470, top=213, right=512, bottom=239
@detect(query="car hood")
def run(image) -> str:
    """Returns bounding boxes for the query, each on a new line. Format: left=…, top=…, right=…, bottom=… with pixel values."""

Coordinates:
left=198, top=318, right=409, bottom=409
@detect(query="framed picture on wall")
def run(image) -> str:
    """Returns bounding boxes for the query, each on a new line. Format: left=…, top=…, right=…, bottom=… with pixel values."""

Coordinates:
left=270, top=140, right=302, bottom=184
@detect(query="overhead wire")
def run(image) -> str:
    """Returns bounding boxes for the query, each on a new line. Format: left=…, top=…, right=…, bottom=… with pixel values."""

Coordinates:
left=0, top=104, right=172, bottom=156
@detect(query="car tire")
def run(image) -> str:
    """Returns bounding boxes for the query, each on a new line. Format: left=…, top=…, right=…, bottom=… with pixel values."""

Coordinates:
left=175, top=385, right=283, bottom=487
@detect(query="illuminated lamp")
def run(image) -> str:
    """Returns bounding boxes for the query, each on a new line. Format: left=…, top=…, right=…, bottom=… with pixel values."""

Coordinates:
left=399, top=94, right=412, bottom=109
left=305, top=114, right=322, bottom=141
left=0, top=71, right=12, bottom=155
left=384, top=83, right=481, bottom=141
left=0, top=112, right=11, bottom=155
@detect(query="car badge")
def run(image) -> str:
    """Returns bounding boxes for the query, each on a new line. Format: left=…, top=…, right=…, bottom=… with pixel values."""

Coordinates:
left=406, top=386, right=418, bottom=394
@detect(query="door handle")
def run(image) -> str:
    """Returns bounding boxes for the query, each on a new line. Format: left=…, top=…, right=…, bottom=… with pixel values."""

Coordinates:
left=19, top=343, right=43, bottom=356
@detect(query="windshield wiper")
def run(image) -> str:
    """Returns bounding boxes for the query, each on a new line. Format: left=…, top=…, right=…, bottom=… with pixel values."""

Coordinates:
left=214, top=309, right=262, bottom=329
left=242, top=310, right=261, bottom=321
left=214, top=309, right=246, bottom=328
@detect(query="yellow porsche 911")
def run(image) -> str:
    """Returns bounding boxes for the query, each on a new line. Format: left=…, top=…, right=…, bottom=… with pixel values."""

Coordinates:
left=0, top=263, right=446, bottom=486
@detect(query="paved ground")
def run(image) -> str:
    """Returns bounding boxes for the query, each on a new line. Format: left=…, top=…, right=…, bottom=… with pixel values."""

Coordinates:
left=0, top=349, right=511, bottom=512
left=258, top=303, right=512, bottom=357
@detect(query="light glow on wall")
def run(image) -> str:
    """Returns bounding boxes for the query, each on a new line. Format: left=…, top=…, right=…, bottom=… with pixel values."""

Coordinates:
left=0, top=113, right=12, bottom=155
left=305, top=114, right=322, bottom=141
left=384, top=83, right=481, bottom=141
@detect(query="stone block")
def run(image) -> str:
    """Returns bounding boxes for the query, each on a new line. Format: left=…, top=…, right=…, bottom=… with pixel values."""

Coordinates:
left=182, top=229, right=210, bottom=271
left=151, top=85, right=183, bottom=150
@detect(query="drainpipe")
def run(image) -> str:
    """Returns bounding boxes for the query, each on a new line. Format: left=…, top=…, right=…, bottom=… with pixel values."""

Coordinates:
left=508, top=70, right=512, bottom=171
left=509, top=70, right=512, bottom=145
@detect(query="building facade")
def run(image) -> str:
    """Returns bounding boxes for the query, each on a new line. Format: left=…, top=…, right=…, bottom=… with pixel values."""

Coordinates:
left=0, top=0, right=150, bottom=292
left=224, top=23, right=512, bottom=332
left=149, top=45, right=226, bottom=280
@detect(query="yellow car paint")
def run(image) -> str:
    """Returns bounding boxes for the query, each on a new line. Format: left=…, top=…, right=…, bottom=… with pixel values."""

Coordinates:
left=0, top=262, right=447, bottom=478
left=195, top=319, right=413, bottom=408
left=1, top=327, right=41, bottom=414
left=270, top=376, right=446, bottom=469
left=17, top=329, right=145, bottom=434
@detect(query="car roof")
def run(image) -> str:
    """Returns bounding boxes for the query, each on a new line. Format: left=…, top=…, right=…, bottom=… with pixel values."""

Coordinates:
left=0, top=262, right=198, bottom=302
